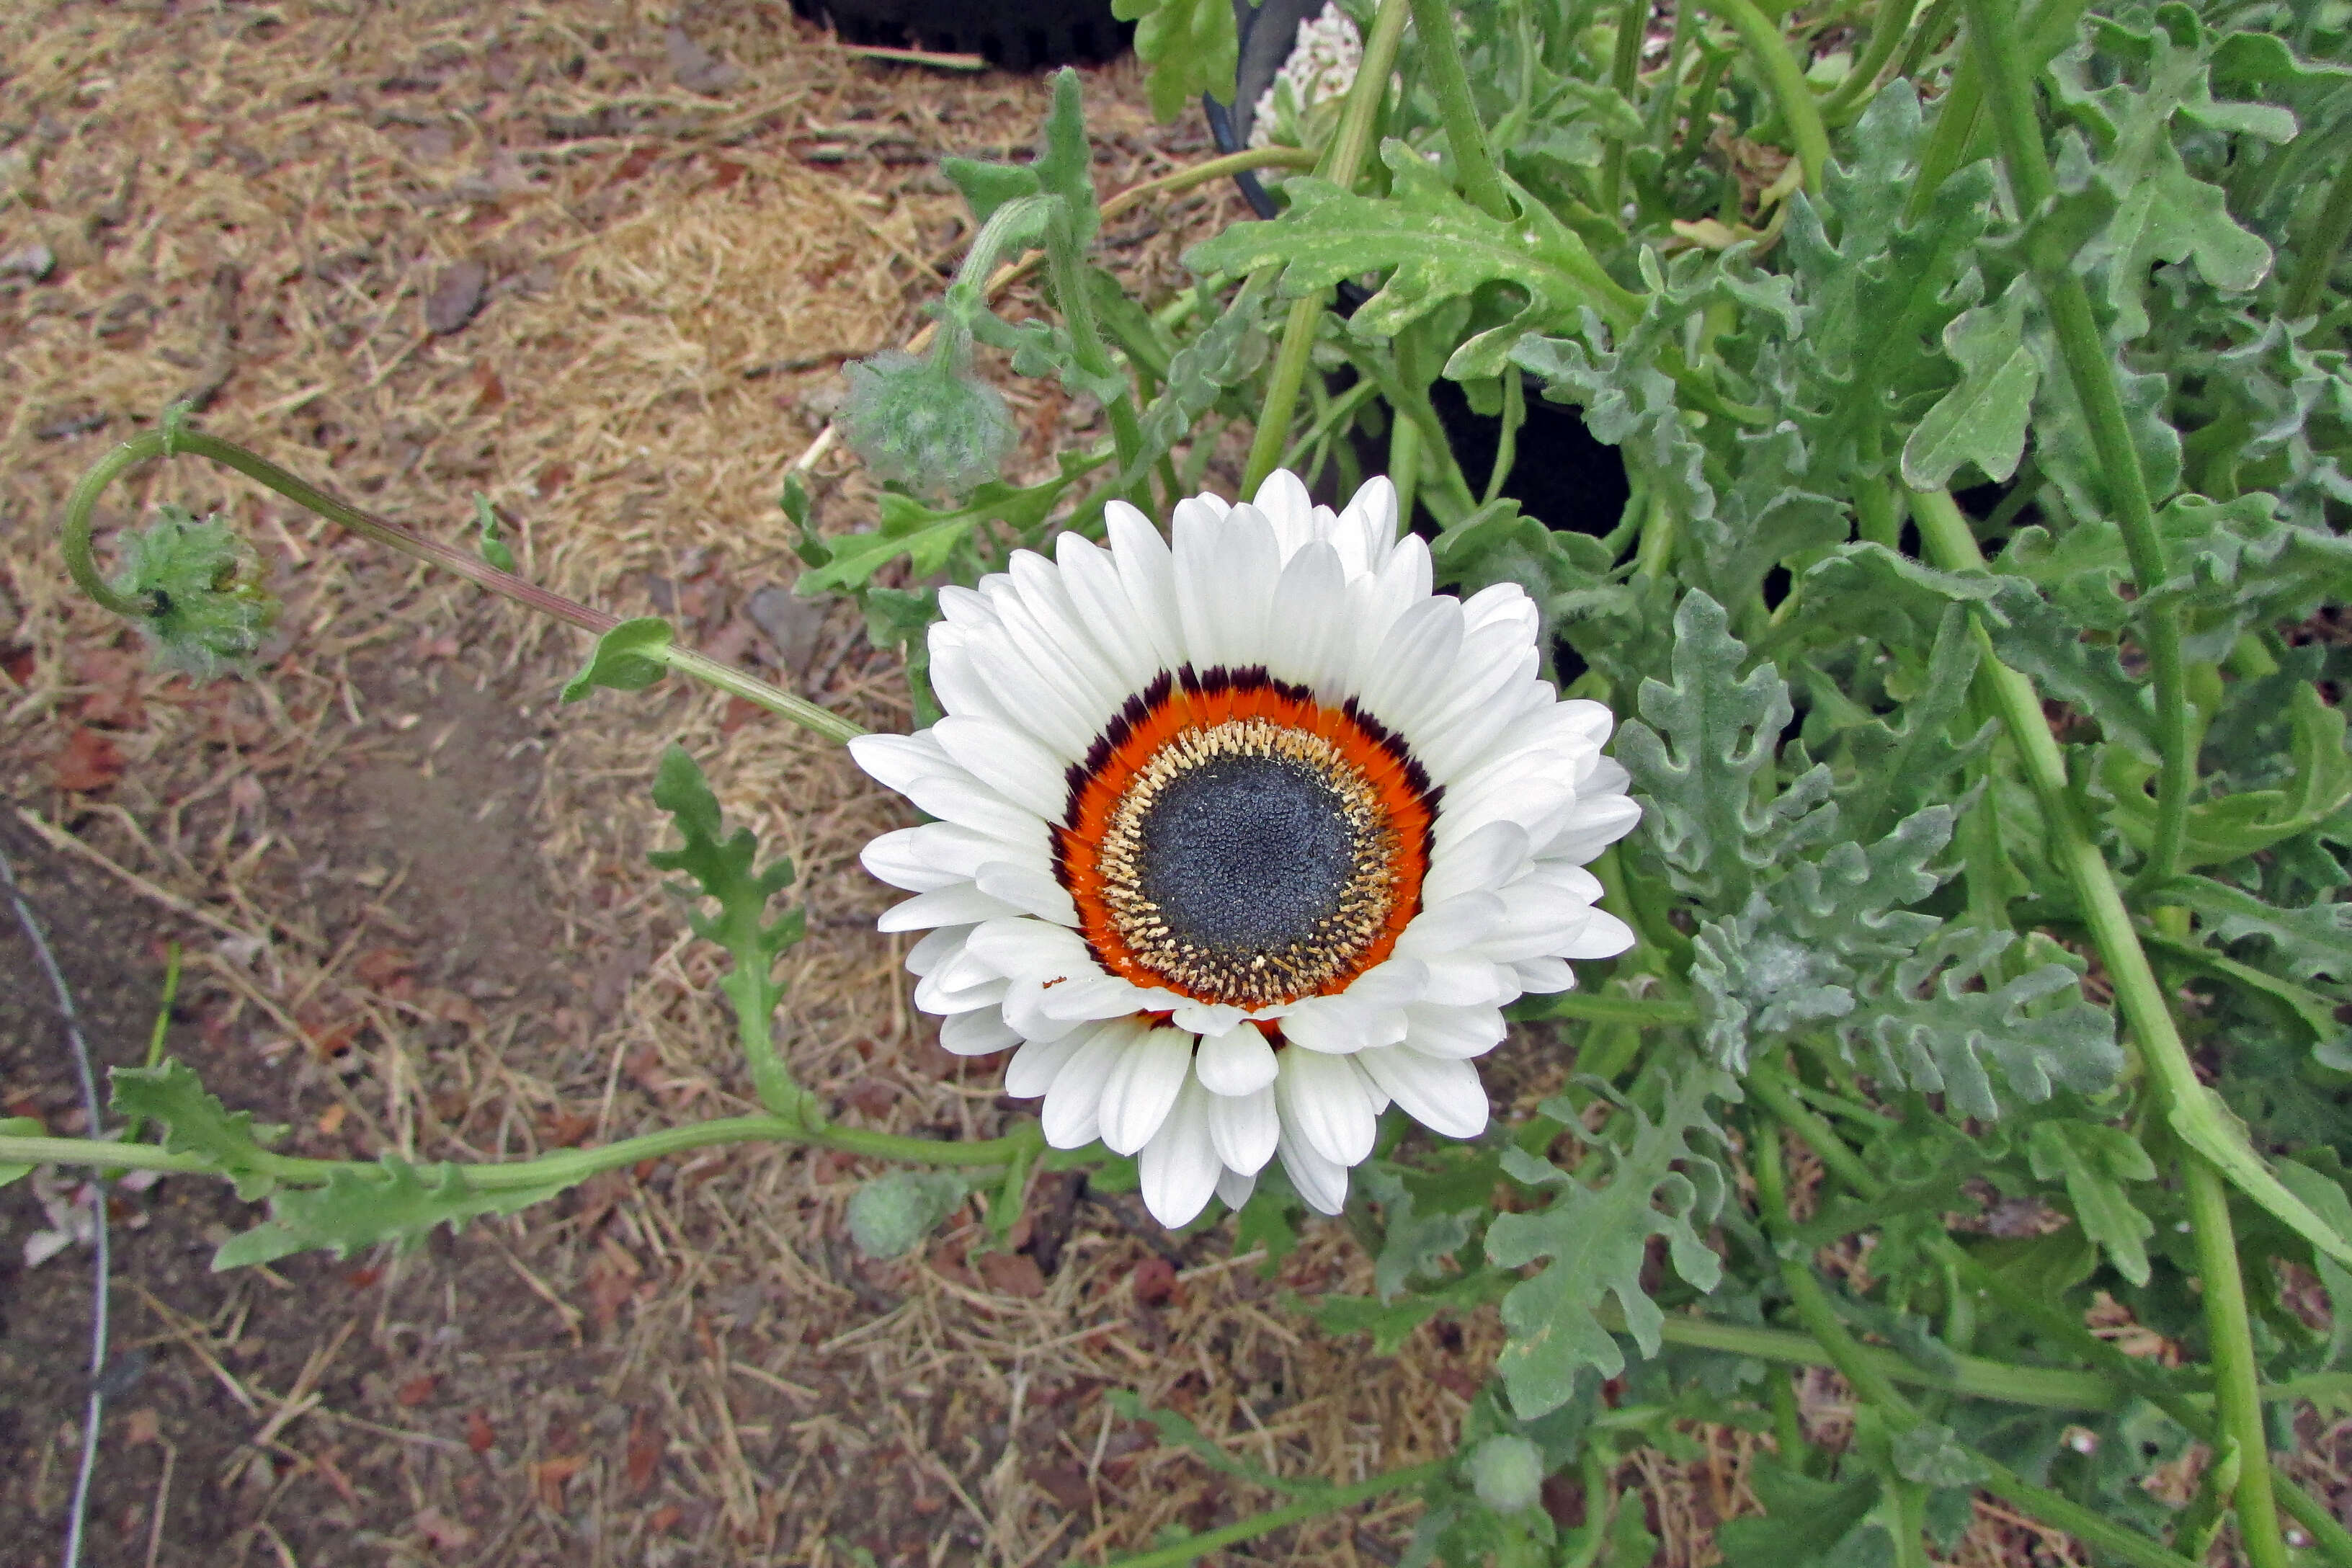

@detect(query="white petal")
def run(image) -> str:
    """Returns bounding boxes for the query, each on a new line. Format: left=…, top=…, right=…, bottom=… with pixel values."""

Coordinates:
left=1281, top=993, right=1408, bottom=1054
left=1055, top=532, right=1165, bottom=691
left=1170, top=999, right=1252, bottom=1038
left=1556, top=906, right=1638, bottom=959
left=850, top=732, right=1043, bottom=844
left=1261, top=540, right=1350, bottom=693
left=1423, top=820, right=1533, bottom=904
left=1252, top=468, right=1318, bottom=559
left=1330, top=476, right=1399, bottom=576
left=1355, top=1046, right=1489, bottom=1137
left=965, top=916, right=1092, bottom=978
left=860, top=826, right=968, bottom=893
left=939, top=1009, right=1020, bottom=1056
left=974, top=860, right=1079, bottom=926
left=1038, top=972, right=1157, bottom=1023
left=1401, top=1002, right=1509, bottom=1059
left=913, top=967, right=1007, bottom=1016
left=1206, top=1082, right=1280, bottom=1175
left=1108, top=500, right=1188, bottom=672
left=1544, top=792, right=1644, bottom=864
left=1006, top=1025, right=1097, bottom=1097
left=1512, top=957, right=1577, bottom=993
left=1417, top=954, right=1518, bottom=1008
left=1394, top=892, right=1506, bottom=955
left=1041, top=1020, right=1143, bottom=1148
left=904, top=926, right=973, bottom=977
left=1277, top=1048, right=1378, bottom=1166
left=1138, top=1075, right=1222, bottom=1226
left=1277, top=1126, right=1352, bottom=1215
left=960, top=625, right=1099, bottom=764
left=1215, top=1166, right=1258, bottom=1213
left=1194, top=1024, right=1278, bottom=1097
left=1353, top=596, right=1466, bottom=741
left=878, top=884, right=1023, bottom=932
left=1098, top=1027, right=1195, bottom=1155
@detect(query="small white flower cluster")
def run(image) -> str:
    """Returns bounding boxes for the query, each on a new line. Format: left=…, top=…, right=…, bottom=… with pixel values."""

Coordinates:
left=1248, top=4, right=1364, bottom=150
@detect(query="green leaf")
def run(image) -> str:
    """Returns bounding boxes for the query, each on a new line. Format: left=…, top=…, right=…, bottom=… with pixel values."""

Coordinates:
left=473, top=494, right=517, bottom=574
left=1902, top=281, right=2041, bottom=489
left=1716, top=1460, right=1889, bottom=1568
left=1484, top=1056, right=1732, bottom=1418
left=845, top=1170, right=971, bottom=1260
left=646, top=746, right=808, bottom=1116
left=2175, top=874, right=2352, bottom=981
left=559, top=617, right=672, bottom=703
left=1616, top=592, right=1837, bottom=909
left=1361, top=1162, right=1482, bottom=1304
left=2166, top=1086, right=2352, bottom=1271
left=941, top=68, right=1100, bottom=240
left=1185, top=146, right=1623, bottom=358
left=1889, top=1422, right=1992, bottom=1489
left=1846, top=925, right=2123, bottom=1118
left=1111, top=278, right=1274, bottom=496
left=794, top=457, right=1101, bottom=597
left=110, top=1059, right=289, bottom=1200
left=214, top=1157, right=581, bottom=1270
left=1836, top=607, right=1995, bottom=845
left=1, top=1118, right=44, bottom=1187
left=2101, top=683, right=2352, bottom=866
left=1111, top=0, right=1238, bottom=124
left=2026, top=1118, right=2159, bottom=1286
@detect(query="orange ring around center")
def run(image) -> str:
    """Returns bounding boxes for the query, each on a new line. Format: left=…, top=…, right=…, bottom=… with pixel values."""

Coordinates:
left=1050, top=665, right=1438, bottom=1008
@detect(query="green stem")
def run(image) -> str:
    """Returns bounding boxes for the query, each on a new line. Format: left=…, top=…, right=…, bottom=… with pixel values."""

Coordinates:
left=1695, top=0, right=1831, bottom=197
left=61, top=426, right=863, bottom=745
left=1407, top=0, right=1513, bottom=222
left=6, top=1115, right=1048, bottom=1197
left=1909, top=486, right=2291, bottom=1568
left=1043, top=203, right=1148, bottom=502
left=1755, top=1115, right=2202, bottom=1568
left=2284, top=149, right=2352, bottom=321
left=1819, top=0, right=1922, bottom=125
left=1244, top=0, right=1412, bottom=496
left=1094, top=1461, right=1448, bottom=1568
left=1750, top=1059, right=2352, bottom=1568
left=1389, top=398, right=1424, bottom=526
left=1510, top=992, right=1699, bottom=1028
left=1963, top=0, right=2193, bottom=893
left=1484, top=368, right=1525, bottom=504
left=1598, top=0, right=1649, bottom=215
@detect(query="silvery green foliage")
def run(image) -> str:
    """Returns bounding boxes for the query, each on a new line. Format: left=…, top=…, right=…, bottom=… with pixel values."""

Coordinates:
left=1466, top=1435, right=1544, bottom=1513
left=112, top=504, right=277, bottom=678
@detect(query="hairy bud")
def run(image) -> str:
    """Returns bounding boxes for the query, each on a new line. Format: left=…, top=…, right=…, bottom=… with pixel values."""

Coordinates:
left=1468, top=1434, right=1544, bottom=1515
left=840, top=331, right=1015, bottom=500
left=113, top=505, right=277, bottom=678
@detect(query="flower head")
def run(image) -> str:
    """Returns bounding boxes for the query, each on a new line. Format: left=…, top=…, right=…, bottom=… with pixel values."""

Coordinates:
left=854, top=473, right=1639, bottom=1226
left=839, top=334, right=1015, bottom=500
left=112, top=505, right=277, bottom=679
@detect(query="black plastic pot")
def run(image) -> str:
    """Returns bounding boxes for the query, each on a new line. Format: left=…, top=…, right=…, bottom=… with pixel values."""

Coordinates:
left=1203, top=4, right=1630, bottom=537
left=788, top=0, right=1129, bottom=70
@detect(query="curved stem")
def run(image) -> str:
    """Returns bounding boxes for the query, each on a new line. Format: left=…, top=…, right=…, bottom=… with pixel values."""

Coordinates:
left=1599, top=0, right=1650, bottom=216
left=1910, top=486, right=2291, bottom=1568
left=2285, top=150, right=2352, bottom=323
left=1695, top=0, right=1831, bottom=197
left=1407, top=0, right=1513, bottom=222
left=1820, top=0, right=1921, bottom=125
left=1043, top=202, right=1148, bottom=501
left=61, top=426, right=863, bottom=745
left=1095, top=1461, right=1448, bottom=1568
left=1244, top=0, right=1412, bottom=495
left=1963, top=0, right=2193, bottom=892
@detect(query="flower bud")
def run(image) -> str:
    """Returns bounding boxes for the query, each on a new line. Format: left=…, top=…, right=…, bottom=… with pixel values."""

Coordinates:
left=840, top=332, right=1015, bottom=500
left=112, top=505, right=277, bottom=678
left=1468, top=1434, right=1545, bottom=1515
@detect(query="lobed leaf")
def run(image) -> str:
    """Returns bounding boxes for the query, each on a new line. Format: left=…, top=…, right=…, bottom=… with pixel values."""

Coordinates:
left=110, top=1059, right=289, bottom=1200
left=215, top=1157, right=581, bottom=1270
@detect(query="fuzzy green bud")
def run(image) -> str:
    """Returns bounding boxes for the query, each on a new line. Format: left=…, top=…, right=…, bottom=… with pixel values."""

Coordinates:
left=840, top=329, right=1015, bottom=500
left=1467, top=1434, right=1545, bottom=1515
left=112, top=505, right=277, bottom=679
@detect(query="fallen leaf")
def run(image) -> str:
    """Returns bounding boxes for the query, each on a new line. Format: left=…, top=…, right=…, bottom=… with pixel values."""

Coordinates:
left=625, top=1412, right=662, bottom=1494
left=394, top=1373, right=437, bottom=1407
left=648, top=1503, right=683, bottom=1533
left=355, top=948, right=416, bottom=988
left=1132, top=1255, right=1180, bottom=1307
left=1026, top=1458, right=1092, bottom=1511
left=532, top=1453, right=585, bottom=1507
left=53, top=726, right=125, bottom=792
left=314, top=1102, right=348, bottom=1136
left=585, top=1261, right=634, bottom=1332
left=466, top=1409, right=494, bottom=1453
left=976, top=1250, right=1048, bottom=1299
left=425, top=259, right=489, bottom=335
left=122, top=1408, right=162, bottom=1446
left=538, top=1110, right=596, bottom=1148
left=470, top=360, right=505, bottom=411
left=414, top=1506, right=474, bottom=1551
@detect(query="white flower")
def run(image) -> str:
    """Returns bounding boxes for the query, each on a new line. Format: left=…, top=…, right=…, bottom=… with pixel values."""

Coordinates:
left=854, top=472, right=1641, bottom=1226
